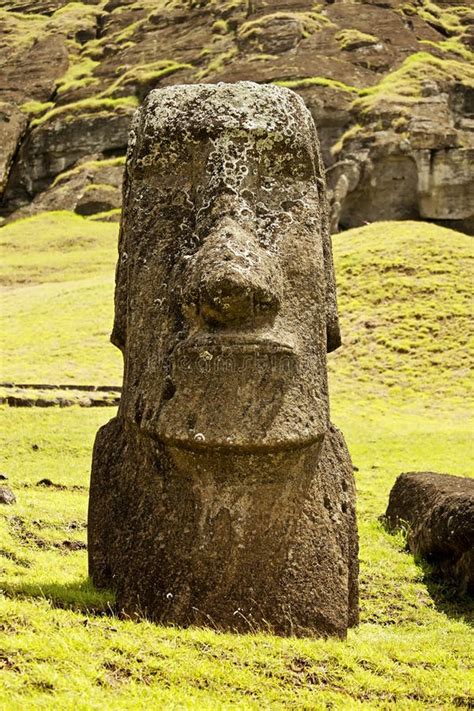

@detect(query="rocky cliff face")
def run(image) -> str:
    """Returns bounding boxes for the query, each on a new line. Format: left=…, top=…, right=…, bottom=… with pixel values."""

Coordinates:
left=1, top=0, right=473, bottom=232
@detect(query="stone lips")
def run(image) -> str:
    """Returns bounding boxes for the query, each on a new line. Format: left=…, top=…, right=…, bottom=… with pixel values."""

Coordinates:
left=385, top=471, right=474, bottom=594
left=88, top=82, right=358, bottom=636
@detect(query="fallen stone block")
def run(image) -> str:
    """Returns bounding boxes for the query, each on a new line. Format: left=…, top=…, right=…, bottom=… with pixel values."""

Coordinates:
left=385, top=472, right=474, bottom=594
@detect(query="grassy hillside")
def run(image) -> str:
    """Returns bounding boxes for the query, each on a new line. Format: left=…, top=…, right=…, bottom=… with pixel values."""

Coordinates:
left=0, top=213, right=473, bottom=708
left=0, top=211, right=117, bottom=287
left=329, top=221, right=473, bottom=409
left=0, top=212, right=121, bottom=385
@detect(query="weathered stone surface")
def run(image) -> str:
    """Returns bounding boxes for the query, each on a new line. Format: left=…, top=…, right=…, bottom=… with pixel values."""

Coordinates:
left=328, top=54, right=474, bottom=234
left=88, top=82, right=358, bottom=637
left=385, top=472, right=474, bottom=594
left=0, top=29, right=68, bottom=106
left=0, top=103, right=27, bottom=198
left=0, top=486, right=16, bottom=505
left=8, top=156, right=124, bottom=219
left=416, top=148, right=474, bottom=222
left=1, top=106, right=133, bottom=214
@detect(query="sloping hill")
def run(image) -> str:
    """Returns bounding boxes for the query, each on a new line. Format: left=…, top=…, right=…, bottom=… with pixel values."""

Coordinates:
left=329, top=221, right=473, bottom=407
left=0, top=211, right=120, bottom=385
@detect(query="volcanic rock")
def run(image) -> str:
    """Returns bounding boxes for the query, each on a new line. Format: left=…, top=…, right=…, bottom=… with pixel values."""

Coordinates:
left=386, top=471, right=474, bottom=594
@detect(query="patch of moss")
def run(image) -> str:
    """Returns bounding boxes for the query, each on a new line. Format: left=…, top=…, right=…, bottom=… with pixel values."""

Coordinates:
left=238, top=10, right=333, bottom=45
left=102, top=60, right=192, bottom=98
left=114, top=20, right=144, bottom=44
left=248, top=54, right=275, bottom=62
left=51, top=157, right=126, bottom=189
left=47, top=2, right=104, bottom=47
left=212, top=19, right=229, bottom=34
left=207, top=0, right=247, bottom=12
left=196, top=47, right=238, bottom=80
left=275, top=77, right=360, bottom=93
left=56, top=56, right=100, bottom=98
left=391, top=116, right=409, bottom=132
left=330, top=123, right=364, bottom=156
left=30, top=97, right=138, bottom=128
left=335, top=29, right=379, bottom=51
left=399, top=1, right=473, bottom=36
left=19, top=100, right=54, bottom=118
left=354, top=51, right=474, bottom=114
left=420, top=36, right=474, bottom=63
left=0, top=10, right=48, bottom=53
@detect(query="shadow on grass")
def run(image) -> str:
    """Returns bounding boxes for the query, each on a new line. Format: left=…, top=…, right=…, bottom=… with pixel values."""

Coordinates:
left=420, top=565, right=474, bottom=626
left=3, top=577, right=116, bottom=616
left=380, top=515, right=474, bottom=626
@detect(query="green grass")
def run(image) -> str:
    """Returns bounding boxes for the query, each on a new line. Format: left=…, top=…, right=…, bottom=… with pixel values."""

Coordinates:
left=0, top=402, right=472, bottom=708
left=0, top=211, right=120, bottom=385
left=0, top=213, right=473, bottom=707
left=0, top=211, right=117, bottom=287
left=329, top=221, right=473, bottom=408
left=0, top=277, right=122, bottom=385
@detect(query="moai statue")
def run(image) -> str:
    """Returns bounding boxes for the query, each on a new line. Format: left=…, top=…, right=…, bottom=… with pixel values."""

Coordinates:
left=88, top=82, right=358, bottom=637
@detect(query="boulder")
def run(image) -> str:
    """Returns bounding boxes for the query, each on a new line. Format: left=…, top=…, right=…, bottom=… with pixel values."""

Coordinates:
left=1, top=104, right=134, bottom=214
left=385, top=472, right=474, bottom=594
left=0, top=486, right=16, bottom=505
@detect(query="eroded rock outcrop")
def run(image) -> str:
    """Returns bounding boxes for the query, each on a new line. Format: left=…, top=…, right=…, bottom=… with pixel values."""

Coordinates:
left=88, top=82, right=359, bottom=637
left=0, top=1, right=472, bottom=231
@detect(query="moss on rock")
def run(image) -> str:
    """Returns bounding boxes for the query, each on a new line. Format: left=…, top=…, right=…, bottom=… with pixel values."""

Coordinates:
left=335, top=29, right=380, bottom=51
left=354, top=51, right=474, bottom=114
left=30, top=96, right=138, bottom=128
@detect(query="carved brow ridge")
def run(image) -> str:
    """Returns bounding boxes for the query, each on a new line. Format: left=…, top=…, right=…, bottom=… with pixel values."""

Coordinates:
left=148, top=122, right=314, bottom=151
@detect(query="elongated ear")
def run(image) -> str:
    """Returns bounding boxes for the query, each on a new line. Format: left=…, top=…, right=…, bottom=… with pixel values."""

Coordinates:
left=322, top=198, right=342, bottom=353
left=311, top=122, right=341, bottom=353
left=110, top=170, right=130, bottom=352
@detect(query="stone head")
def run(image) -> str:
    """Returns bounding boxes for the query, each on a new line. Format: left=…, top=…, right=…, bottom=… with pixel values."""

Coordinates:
left=112, top=82, right=341, bottom=452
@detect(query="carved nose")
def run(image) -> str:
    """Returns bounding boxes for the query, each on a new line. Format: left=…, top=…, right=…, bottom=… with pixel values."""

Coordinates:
left=184, top=218, right=281, bottom=329
left=200, top=270, right=279, bottom=327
